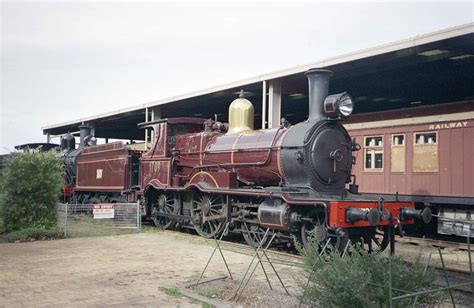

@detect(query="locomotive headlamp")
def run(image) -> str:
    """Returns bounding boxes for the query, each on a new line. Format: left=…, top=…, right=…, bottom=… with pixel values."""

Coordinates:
left=323, top=92, right=354, bottom=118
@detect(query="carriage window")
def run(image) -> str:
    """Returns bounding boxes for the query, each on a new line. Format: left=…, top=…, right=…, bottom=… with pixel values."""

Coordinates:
left=392, top=134, right=405, bottom=146
left=415, top=132, right=437, bottom=144
left=364, top=136, right=384, bottom=171
left=413, top=132, right=438, bottom=172
left=391, top=134, right=405, bottom=172
left=365, top=136, right=383, bottom=147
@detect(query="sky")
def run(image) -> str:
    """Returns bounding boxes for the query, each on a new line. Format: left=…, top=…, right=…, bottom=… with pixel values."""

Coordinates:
left=1, top=1, right=473, bottom=154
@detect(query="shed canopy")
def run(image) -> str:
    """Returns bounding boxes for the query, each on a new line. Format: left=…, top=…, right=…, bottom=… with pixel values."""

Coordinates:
left=43, top=23, right=474, bottom=141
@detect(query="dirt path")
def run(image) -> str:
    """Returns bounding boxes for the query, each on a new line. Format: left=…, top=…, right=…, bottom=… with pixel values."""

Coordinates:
left=0, top=231, right=303, bottom=307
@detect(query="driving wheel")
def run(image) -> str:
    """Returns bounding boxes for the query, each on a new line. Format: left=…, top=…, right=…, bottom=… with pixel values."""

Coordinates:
left=151, top=191, right=179, bottom=229
left=190, top=192, right=225, bottom=238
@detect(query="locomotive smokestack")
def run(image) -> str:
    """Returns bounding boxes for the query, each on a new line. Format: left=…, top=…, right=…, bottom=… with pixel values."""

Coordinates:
left=78, top=125, right=93, bottom=148
left=305, top=69, right=333, bottom=122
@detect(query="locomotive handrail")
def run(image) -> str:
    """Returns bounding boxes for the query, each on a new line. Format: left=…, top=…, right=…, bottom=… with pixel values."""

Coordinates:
left=179, top=145, right=283, bottom=156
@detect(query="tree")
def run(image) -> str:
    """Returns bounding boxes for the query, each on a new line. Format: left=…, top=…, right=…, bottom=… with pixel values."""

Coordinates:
left=0, top=150, right=63, bottom=232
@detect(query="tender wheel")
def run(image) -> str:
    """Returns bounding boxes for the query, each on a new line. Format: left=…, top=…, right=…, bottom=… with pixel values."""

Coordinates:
left=190, top=192, right=225, bottom=238
left=241, top=223, right=274, bottom=248
left=151, top=191, right=178, bottom=229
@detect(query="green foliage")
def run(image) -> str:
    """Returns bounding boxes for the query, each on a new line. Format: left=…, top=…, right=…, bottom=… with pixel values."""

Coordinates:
left=0, top=213, right=4, bottom=234
left=0, top=151, right=63, bottom=232
left=6, top=226, right=64, bottom=242
left=198, top=289, right=217, bottom=299
left=298, top=236, right=441, bottom=307
left=165, top=288, right=183, bottom=298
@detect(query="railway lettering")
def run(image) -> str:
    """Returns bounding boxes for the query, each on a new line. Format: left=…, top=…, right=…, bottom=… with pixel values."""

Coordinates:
left=428, top=121, right=468, bottom=130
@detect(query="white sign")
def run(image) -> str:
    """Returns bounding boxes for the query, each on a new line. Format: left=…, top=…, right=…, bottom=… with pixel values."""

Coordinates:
left=93, top=204, right=115, bottom=219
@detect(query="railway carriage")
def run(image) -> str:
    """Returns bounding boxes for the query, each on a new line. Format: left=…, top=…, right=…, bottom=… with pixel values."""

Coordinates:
left=346, top=101, right=474, bottom=237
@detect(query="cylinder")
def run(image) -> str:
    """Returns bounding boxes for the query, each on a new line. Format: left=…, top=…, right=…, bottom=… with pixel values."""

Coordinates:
left=305, top=69, right=333, bottom=122
left=257, top=199, right=289, bottom=229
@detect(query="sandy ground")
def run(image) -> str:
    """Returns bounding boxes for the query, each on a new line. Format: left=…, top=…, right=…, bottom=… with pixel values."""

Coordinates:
left=0, top=231, right=302, bottom=307
left=1, top=230, right=472, bottom=307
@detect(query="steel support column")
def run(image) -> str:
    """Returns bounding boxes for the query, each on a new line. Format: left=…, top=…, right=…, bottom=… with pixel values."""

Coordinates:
left=150, top=107, right=161, bottom=142
left=151, top=107, right=161, bottom=121
left=261, top=80, right=267, bottom=129
left=268, top=80, right=281, bottom=129
left=144, top=107, right=149, bottom=148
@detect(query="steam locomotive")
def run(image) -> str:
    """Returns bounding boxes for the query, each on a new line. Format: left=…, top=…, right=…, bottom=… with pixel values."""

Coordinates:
left=60, top=69, right=432, bottom=252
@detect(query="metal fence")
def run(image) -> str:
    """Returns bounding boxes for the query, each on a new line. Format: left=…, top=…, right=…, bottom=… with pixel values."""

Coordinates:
left=56, top=202, right=141, bottom=237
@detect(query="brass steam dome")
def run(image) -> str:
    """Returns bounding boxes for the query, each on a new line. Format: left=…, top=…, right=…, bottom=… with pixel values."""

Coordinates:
left=227, top=90, right=254, bottom=135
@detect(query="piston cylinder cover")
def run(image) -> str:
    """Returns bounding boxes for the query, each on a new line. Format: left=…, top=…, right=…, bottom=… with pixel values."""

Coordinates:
left=257, top=199, right=298, bottom=230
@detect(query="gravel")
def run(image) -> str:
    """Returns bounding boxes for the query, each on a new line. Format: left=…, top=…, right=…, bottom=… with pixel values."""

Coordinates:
left=189, top=277, right=305, bottom=307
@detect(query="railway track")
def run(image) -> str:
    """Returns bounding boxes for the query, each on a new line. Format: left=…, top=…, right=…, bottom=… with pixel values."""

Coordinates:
left=220, top=235, right=474, bottom=295
left=160, top=229, right=474, bottom=295
left=397, top=236, right=472, bottom=252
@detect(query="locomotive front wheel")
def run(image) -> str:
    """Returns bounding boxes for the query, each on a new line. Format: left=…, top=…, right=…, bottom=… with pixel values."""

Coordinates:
left=367, top=226, right=390, bottom=253
left=190, top=192, right=225, bottom=238
left=299, top=209, right=327, bottom=249
left=151, top=191, right=179, bottom=230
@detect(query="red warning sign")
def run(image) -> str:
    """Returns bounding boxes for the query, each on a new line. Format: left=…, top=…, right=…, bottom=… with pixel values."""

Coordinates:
left=93, top=204, right=115, bottom=219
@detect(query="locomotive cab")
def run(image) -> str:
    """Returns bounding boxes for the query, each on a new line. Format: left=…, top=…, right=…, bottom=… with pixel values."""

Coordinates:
left=138, top=117, right=208, bottom=189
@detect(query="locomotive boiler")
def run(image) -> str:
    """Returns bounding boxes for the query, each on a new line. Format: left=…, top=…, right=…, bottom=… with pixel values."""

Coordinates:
left=140, top=68, right=432, bottom=251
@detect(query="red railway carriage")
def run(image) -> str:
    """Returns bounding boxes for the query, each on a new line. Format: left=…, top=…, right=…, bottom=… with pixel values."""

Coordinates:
left=346, top=100, right=474, bottom=237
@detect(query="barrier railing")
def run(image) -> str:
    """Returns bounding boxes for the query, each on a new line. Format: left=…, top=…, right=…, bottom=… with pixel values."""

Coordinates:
left=56, top=202, right=141, bottom=237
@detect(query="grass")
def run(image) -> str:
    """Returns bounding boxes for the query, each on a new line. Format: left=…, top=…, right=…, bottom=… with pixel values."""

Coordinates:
left=6, top=226, right=64, bottom=242
left=198, top=289, right=217, bottom=299
left=142, top=225, right=160, bottom=233
left=165, top=288, right=183, bottom=298
left=186, top=272, right=205, bottom=282
left=3, top=212, right=143, bottom=241
left=63, top=214, right=139, bottom=238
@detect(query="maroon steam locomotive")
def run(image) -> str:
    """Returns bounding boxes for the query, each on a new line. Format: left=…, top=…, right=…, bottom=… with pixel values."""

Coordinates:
left=60, top=69, right=432, bottom=251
